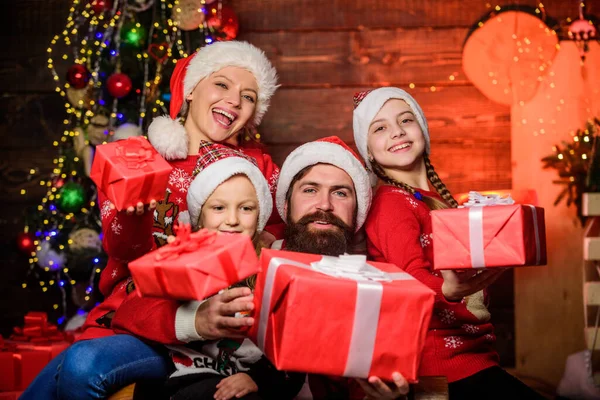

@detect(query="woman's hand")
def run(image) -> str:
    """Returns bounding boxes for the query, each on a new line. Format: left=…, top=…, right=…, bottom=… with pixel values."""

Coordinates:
left=214, top=373, right=258, bottom=400
left=108, top=200, right=157, bottom=216
left=356, top=372, right=409, bottom=400
left=441, top=269, right=505, bottom=302
left=194, top=287, right=255, bottom=340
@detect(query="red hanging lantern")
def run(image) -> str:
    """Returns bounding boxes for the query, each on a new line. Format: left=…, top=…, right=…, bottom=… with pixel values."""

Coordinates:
left=106, top=73, right=132, bottom=98
left=91, top=0, right=112, bottom=14
left=206, top=4, right=239, bottom=41
left=17, top=231, right=36, bottom=254
left=66, top=64, right=90, bottom=89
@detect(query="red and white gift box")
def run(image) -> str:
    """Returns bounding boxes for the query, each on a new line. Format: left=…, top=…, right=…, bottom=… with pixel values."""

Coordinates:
left=431, top=192, right=546, bottom=270
left=249, top=249, right=435, bottom=382
left=90, top=136, right=172, bottom=211
left=129, top=225, right=260, bottom=301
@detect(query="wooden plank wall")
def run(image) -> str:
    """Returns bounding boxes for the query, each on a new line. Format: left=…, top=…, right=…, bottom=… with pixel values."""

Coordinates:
left=0, top=0, right=580, bottom=383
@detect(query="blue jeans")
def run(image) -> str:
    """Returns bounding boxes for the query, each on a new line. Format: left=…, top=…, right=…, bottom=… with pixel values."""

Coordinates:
left=20, top=334, right=171, bottom=400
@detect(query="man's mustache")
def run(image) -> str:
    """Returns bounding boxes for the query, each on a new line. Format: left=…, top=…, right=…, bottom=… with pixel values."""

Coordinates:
left=294, top=210, right=350, bottom=231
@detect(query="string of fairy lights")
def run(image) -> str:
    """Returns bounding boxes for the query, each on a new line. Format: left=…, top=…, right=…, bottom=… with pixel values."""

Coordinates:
left=19, top=0, right=238, bottom=324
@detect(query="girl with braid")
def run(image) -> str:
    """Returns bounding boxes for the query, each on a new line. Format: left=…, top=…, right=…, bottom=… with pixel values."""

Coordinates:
left=352, top=87, right=544, bottom=400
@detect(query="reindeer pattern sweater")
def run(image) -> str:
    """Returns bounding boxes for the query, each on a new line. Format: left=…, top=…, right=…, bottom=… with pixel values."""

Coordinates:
left=79, top=142, right=280, bottom=341
left=364, top=185, right=499, bottom=383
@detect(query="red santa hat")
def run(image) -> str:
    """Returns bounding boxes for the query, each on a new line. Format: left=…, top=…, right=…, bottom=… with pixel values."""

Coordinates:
left=179, top=142, right=272, bottom=232
left=352, top=87, right=430, bottom=171
left=148, top=41, right=279, bottom=160
left=275, top=136, right=372, bottom=231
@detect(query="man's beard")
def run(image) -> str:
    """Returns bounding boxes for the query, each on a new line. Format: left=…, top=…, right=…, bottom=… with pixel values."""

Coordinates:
left=284, top=210, right=353, bottom=257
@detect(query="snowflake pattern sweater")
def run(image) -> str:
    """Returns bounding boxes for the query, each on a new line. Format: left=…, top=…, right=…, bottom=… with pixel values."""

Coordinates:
left=364, top=185, right=499, bottom=383
left=79, top=141, right=280, bottom=341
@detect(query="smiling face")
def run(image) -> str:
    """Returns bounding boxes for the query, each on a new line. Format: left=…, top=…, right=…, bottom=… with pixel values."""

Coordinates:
left=367, top=98, right=426, bottom=171
left=283, top=164, right=356, bottom=256
left=199, top=174, right=259, bottom=238
left=184, top=66, right=258, bottom=143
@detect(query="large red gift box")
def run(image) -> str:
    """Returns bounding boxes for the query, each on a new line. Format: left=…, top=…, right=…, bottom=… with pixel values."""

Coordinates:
left=0, top=312, right=74, bottom=392
left=431, top=204, right=546, bottom=270
left=90, top=136, right=172, bottom=211
left=249, top=249, right=435, bottom=382
left=129, top=225, right=259, bottom=300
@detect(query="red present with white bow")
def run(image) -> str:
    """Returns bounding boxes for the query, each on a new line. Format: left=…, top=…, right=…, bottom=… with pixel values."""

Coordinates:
left=90, top=136, right=172, bottom=211
left=431, top=191, right=547, bottom=270
left=129, top=225, right=259, bottom=300
left=249, top=249, right=435, bottom=382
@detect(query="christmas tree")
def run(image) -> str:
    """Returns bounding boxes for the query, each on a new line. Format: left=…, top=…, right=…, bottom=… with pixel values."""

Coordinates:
left=17, top=0, right=240, bottom=326
left=542, top=118, right=600, bottom=225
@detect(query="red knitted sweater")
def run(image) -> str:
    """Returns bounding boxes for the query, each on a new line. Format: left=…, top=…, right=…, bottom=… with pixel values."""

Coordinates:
left=78, top=142, right=280, bottom=342
left=365, top=185, right=499, bottom=383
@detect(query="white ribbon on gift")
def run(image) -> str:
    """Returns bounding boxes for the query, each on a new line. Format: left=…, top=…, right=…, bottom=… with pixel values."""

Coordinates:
left=462, top=191, right=541, bottom=268
left=256, top=254, right=412, bottom=377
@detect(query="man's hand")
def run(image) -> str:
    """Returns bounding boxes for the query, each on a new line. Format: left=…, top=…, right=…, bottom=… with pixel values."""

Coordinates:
left=356, top=372, right=409, bottom=400
left=214, top=373, right=258, bottom=400
left=441, top=269, right=505, bottom=302
left=108, top=200, right=157, bottom=216
left=194, top=287, right=255, bottom=340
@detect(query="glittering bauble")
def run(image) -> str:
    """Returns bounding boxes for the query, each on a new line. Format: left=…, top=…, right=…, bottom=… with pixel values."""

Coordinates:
left=206, top=5, right=239, bottom=41
left=57, top=181, right=87, bottom=213
left=87, top=114, right=110, bottom=145
left=172, top=0, right=206, bottom=31
left=66, top=64, right=90, bottom=89
left=120, top=22, right=146, bottom=48
left=69, top=228, right=102, bottom=252
left=91, top=0, right=112, bottom=13
left=111, top=123, right=143, bottom=142
left=66, top=86, right=93, bottom=109
left=17, top=231, right=36, bottom=254
left=107, top=73, right=133, bottom=98
left=37, top=241, right=66, bottom=271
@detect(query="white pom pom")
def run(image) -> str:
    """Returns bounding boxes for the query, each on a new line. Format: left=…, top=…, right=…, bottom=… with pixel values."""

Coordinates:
left=177, top=210, right=191, bottom=226
left=111, top=123, right=143, bottom=142
left=147, top=116, right=189, bottom=160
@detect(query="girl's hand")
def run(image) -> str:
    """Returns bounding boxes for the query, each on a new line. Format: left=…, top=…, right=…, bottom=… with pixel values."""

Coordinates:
left=195, top=287, right=255, bottom=340
left=214, top=373, right=258, bottom=400
left=356, top=372, right=409, bottom=399
left=441, top=269, right=506, bottom=302
left=108, top=200, right=157, bottom=216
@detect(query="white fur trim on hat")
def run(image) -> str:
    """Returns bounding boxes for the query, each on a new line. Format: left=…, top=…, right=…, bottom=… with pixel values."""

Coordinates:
left=184, top=41, right=279, bottom=127
left=147, top=115, right=189, bottom=160
left=187, top=157, right=272, bottom=232
left=275, top=141, right=372, bottom=232
left=352, top=87, right=430, bottom=170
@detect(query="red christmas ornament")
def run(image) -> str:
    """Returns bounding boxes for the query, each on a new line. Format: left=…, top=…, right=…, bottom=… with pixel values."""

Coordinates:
left=91, top=0, right=112, bottom=14
left=17, top=231, right=36, bottom=254
left=66, top=64, right=90, bottom=89
left=206, top=5, right=239, bottom=41
left=106, top=73, right=132, bottom=98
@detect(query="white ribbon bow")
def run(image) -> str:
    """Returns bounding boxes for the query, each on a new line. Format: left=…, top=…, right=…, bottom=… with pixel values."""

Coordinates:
left=257, top=254, right=412, bottom=378
left=461, top=191, right=515, bottom=208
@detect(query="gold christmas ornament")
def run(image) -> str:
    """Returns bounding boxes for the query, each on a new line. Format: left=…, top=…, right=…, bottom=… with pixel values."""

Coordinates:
left=69, top=228, right=102, bottom=253
left=172, top=0, right=206, bottom=31
left=87, top=114, right=110, bottom=145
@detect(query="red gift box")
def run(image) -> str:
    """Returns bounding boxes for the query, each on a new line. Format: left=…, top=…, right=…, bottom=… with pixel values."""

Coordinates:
left=0, top=392, right=23, bottom=400
left=90, top=136, right=172, bottom=211
left=431, top=204, right=546, bottom=270
left=129, top=225, right=259, bottom=300
left=249, top=249, right=435, bottom=382
left=0, top=312, right=75, bottom=391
